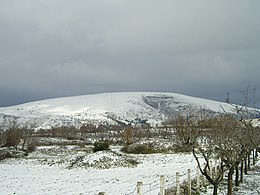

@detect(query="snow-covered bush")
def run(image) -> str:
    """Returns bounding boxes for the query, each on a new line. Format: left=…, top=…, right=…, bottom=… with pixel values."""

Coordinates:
left=67, top=150, right=138, bottom=169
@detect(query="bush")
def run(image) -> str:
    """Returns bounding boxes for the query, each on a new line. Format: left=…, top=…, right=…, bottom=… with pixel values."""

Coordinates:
left=3, top=128, right=22, bottom=149
left=0, top=133, right=5, bottom=147
left=93, top=141, right=110, bottom=152
left=26, top=139, right=37, bottom=153
left=122, top=142, right=166, bottom=154
left=126, top=158, right=139, bottom=166
left=0, top=150, right=12, bottom=161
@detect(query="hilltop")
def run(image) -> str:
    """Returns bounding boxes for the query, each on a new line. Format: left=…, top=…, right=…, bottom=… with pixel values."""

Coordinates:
left=0, top=92, right=259, bottom=129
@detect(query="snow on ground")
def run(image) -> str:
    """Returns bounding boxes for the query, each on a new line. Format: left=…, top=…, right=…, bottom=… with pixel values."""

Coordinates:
left=1, top=145, right=259, bottom=195
left=201, top=160, right=260, bottom=195
left=252, top=118, right=260, bottom=127
left=0, top=146, right=197, bottom=195
left=233, top=163, right=260, bottom=195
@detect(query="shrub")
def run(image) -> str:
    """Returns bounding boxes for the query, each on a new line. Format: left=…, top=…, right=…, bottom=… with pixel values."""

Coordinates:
left=3, top=128, right=22, bottom=149
left=26, top=139, right=37, bottom=153
left=0, top=150, right=12, bottom=161
left=126, top=158, right=139, bottom=166
left=93, top=140, right=110, bottom=153
left=0, top=132, right=5, bottom=147
left=122, top=142, right=166, bottom=154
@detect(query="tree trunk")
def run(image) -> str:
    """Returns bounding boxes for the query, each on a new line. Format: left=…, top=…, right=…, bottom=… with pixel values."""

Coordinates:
left=22, top=139, right=26, bottom=151
left=235, top=165, right=239, bottom=186
left=213, top=184, right=218, bottom=195
left=227, top=167, right=234, bottom=195
left=240, top=160, right=244, bottom=182
left=248, top=152, right=251, bottom=170
left=244, top=157, right=248, bottom=174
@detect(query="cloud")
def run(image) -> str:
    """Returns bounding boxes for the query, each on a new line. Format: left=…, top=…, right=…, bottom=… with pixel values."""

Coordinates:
left=0, top=0, right=260, bottom=107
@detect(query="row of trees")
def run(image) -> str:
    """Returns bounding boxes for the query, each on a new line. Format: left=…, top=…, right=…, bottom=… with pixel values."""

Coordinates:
left=0, top=120, right=36, bottom=152
left=170, top=104, right=259, bottom=195
left=0, top=119, right=154, bottom=149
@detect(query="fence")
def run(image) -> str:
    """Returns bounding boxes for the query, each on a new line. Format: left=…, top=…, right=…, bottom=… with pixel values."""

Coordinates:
left=97, top=161, right=218, bottom=195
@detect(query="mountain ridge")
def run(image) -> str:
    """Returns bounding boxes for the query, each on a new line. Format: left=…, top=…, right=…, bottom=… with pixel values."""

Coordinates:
left=0, top=92, right=259, bottom=129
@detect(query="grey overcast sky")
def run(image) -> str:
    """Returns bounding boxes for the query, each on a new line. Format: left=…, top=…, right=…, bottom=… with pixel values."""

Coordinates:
left=0, top=0, right=260, bottom=107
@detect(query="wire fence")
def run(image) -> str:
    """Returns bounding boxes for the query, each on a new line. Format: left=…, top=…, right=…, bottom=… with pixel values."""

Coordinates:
left=98, top=166, right=206, bottom=195
left=97, top=152, right=259, bottom=195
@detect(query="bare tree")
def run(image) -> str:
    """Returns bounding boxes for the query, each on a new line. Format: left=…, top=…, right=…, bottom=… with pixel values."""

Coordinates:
left=228, top=83, right=260, bottom=175
left=4, top=127, right=22, bottom=150
left=20, top=122, right=36, bottom=151
left=21, top=127, right=34, bottom=151
left=172, top=106, right=204, bottom=150
left=193, top=135, right=224, bottom=195
left=225, top=92, right=230, bottom=103
left=213, top=115, right=245, bottom=195
left=192, top=116, right=226, bottom=195
left=122, top=126, right=134, bottom=146
left=192, top=84, right=259, bottom=195
left=193, top=114, right=248, bottom=195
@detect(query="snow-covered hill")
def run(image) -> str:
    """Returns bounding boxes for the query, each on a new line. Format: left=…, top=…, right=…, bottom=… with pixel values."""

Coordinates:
left=0, top=92, right=259, bottom=129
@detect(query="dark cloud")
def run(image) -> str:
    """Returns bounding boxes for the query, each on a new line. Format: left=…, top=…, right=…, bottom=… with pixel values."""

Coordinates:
left=0, top=0, right=260, bottom=107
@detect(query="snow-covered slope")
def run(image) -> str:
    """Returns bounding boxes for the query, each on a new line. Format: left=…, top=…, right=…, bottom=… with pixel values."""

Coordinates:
left=0, top=92, right=258, bottom=129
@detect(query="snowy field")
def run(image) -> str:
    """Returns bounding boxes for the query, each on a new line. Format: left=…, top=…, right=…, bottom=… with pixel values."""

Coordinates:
left=0, top=146, right=198, bottom=195
left=1, top=145, right=259, bottom=195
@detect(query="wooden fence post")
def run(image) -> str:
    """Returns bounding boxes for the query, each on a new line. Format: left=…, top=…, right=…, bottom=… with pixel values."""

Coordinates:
left=196, top=166, right=200, bottom=193
left=137, top=182, right=143, bottom=195
left=187, top=169, right=191, bottom=195
left=176, top=172, right=180, bottom=195
left=160, top=175, right=165, bottom=195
